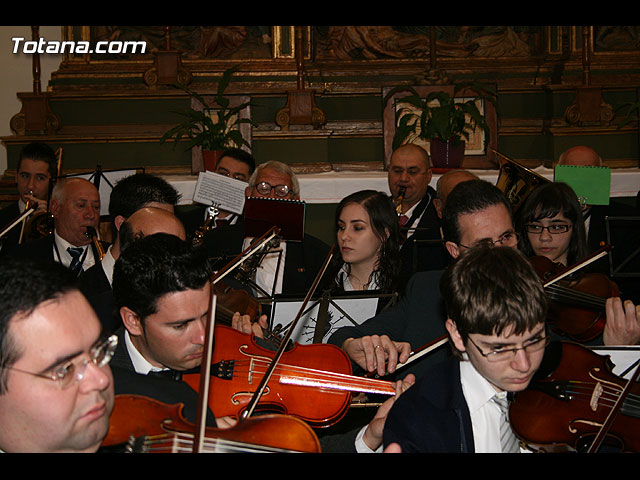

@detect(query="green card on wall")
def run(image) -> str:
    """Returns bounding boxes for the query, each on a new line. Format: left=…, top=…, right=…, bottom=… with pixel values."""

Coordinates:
left=554, top=165, right=611, bottom=206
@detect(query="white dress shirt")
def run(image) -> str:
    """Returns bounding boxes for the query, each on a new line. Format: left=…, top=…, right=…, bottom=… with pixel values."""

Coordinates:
left=242, top=237, right=286, bottom=296
left=459, top=359, right=528, bottom=453
left=53, top=230, right=96, bottom=272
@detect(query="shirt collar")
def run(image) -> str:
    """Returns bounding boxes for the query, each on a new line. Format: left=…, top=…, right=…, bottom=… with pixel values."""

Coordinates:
left=124, top=330, right=163, bottom=375
left=459, top=358, right=501, bottom=414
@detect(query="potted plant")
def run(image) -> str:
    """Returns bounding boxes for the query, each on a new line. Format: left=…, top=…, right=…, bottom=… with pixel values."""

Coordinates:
left=160, top=64, right=255, bottom=171
left=383, top=82, right=495, bottom=168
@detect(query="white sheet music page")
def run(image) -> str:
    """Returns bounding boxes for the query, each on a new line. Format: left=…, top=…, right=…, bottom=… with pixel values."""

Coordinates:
left=193, top=171, right=246, bottom=215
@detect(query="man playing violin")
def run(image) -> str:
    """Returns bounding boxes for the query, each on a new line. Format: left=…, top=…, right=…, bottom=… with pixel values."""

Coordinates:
left=383, top=245, right=549, bottom=452
left=0, top=257, right=115, bottom=453
left=112, top=232, right=413, bottom=452
left=201, top=160, right=331, bottom=297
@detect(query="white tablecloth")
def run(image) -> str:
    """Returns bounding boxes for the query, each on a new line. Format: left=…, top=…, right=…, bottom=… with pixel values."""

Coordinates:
left=165, top=167, right=640, bottom=205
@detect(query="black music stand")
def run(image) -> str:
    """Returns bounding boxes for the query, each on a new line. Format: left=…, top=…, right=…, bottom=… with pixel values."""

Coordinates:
left=268, top=290, right=397, bottom=345
left=606, top=216, right=640, bottom=279
left=63, top=166, right=142, bottom=217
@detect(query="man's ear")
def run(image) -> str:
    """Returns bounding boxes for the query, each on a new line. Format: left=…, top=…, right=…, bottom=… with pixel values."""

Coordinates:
left=445, top=241, right=460, bottom=259
left=49, top=197, right=61, bottom=218
left=114, top=215, right=126, bottom=232
left=120, top=306, right=144, bottom=336
left=445, top=318, right=466, bottom=353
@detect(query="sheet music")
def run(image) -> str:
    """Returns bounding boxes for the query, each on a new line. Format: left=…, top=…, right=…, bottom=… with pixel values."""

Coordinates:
left=193, top=171, right=246, bottom=215
left=271, top=296, right=380, bottom=344
left=591, top=346, right=640, bottom=379
left=70, top=169, right=138, bottom=216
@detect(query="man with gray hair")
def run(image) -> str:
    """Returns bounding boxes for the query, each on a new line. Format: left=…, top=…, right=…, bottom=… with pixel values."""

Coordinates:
left=15, top=177, right=106, bottom=276
left=203, top=160, right=330, bottom=297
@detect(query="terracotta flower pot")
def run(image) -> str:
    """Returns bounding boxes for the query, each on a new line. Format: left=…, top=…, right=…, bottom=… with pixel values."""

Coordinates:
left=429, top=138, right=465, bottom=169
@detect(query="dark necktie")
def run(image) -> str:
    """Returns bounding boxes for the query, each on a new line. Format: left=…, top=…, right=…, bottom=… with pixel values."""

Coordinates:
left=147, top=369, right=183, bottom=381
left=67, top=246, right=84, bottom=276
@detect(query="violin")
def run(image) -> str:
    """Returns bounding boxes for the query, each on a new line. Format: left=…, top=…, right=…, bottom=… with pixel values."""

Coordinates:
left=509, top=340, right=640, bottom=453
left=182, top=325, right=398, bottom=428
left=102, top=394, right=321, bottom=453
left=529, top=252, right=619, bottom=342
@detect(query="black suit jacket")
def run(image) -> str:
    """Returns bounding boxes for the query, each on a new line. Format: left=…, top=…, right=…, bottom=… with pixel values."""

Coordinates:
left=399, top=187, right=449, bottom=278
left=383, top=356, right=475, bottom=453
left=327, top=269, right=451, bottom=380
left=79, top=262, right=120, bottom=334
left=110, top=328, right=217, bottom=427
left=203, top=216, right=331, bottom=296
left=0, top=202, right=22, bottom=257
left=13, top=233, right=109, bottom=271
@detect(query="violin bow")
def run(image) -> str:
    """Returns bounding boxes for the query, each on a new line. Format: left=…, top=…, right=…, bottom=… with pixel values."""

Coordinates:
left=210, top=225, right=281, bottom=285
left=542, top=244, right=612, bottom=289
left=241, top=246, right=335, bottom=420
left=192, top=286, right=218, bottom=453
left=192, top=226, right=283, bottom=452
left=586, top=357, right=640, bottom=453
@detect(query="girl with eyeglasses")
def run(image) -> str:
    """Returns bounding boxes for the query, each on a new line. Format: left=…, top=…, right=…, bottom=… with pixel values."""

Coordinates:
left=516, top=182, right=588, bottom=267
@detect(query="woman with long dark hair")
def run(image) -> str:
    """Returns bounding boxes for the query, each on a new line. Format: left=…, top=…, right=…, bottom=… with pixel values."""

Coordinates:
left=326, top=190, right=402, bottom=296
left=516, top=181, right=588, bottom=267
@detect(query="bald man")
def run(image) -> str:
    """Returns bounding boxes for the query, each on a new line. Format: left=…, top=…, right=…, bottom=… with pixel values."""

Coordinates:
left=556, top=145, right=640, bottom=306
left=388, top=144, right=448, bottom=276
left=80, top=207, right=186, bottom=333
left=557, top=145, right=603, bottom=167
left=433, top=170, right=480, bottom=219
left=15, top=177, right=106, bottom=276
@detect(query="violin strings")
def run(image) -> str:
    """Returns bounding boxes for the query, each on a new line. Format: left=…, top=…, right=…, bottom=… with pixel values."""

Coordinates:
left=545, top=284, right=607, bottom=310
left=224, top=357, right=396, bottom=395
left=141, top=432, right=301, bottom=453
left=543, top=380, right=640, bottom=418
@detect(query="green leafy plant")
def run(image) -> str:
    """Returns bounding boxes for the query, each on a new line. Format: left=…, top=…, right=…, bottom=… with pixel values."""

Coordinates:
left=383, top=82, right=496, bottom=151
left=160, top=64, right=254, bottom=151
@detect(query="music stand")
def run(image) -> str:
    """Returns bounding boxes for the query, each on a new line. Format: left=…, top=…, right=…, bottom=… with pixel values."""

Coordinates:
left=268, top=290, right=396, bottom=345
left=605, top=216, right=640, bottom=279
left=64, top=166, right=142, bottom=216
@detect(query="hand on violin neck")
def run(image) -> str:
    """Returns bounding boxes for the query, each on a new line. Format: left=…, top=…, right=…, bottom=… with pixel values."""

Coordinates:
left=215, top=415, right=238, bottom=429
left=342, top=335, right=412, bottom=377
left=604, top=297, right=640, bottom=346
left=231, top=312, right=269, bottom=339
left=362, top=373, right=415, bottom=451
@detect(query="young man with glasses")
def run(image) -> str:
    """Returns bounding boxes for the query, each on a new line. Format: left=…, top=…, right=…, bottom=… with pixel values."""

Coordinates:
left=383, top=245, right=548, bottom=452
left=203, top=160, right=330, bottom=297
left=0, top=258, right=115, bottom=453
left=329, top=179, right=517, bottom=380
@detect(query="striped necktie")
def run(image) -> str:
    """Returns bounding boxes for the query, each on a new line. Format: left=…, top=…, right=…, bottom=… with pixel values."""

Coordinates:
left=67, top=246, right=84, bottom=276
left=492, top=394, right=520, bottom=453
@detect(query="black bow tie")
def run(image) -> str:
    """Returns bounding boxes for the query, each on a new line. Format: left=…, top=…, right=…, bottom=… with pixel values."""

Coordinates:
left=147, top=369, right=182, bottom=381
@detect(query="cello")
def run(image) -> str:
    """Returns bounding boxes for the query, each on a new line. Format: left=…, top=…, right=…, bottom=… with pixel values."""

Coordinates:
left=509, top=340, right=640, bottom=453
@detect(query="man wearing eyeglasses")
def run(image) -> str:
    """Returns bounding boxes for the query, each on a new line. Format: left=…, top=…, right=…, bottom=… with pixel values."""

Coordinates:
left=383, top=245, right=548, bottom=452
left=203, top=160, right=330, bottom=297
left=329, top=179, right=517, bottom=380
left=0, top=258, right=115, bottom=453
left=388, top=144, right=448, bottom=276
